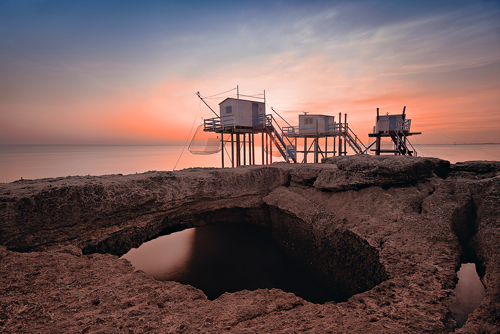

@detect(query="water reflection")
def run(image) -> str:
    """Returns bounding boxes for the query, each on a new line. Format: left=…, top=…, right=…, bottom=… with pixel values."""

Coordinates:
left=122, top=228, right=195, bottom=279
left=452, top=263, right=485, bottom=328
left=122, top=224, right=334, bottom=303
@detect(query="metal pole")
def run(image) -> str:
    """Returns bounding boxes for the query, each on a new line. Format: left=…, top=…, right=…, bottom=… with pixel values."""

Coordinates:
left=261, top=131, right=265, bottom=165
left=314, top=137, right=318, bottom=163
left=325, top=137, right=328, bottom=158
left=266, top=133, right=269, bottom=165
left=344, top=113, right=347, bottom=155
left=252, top=133, right=255, bottom=165
left=221, top=133, right=224, bottom=168
left=269, top=133, right=273, bottom=164
left=334, top=136, right=336, bottom=156
left=243, top=133, right=246, bottom=166
left=338, top=112, right=342, bottom=155
left=295, top=138, right=297, bottom=163
left=304, top=137, right=307, bottom=163
left=196, top=92, right=218, bottom=117
left=236, top=133, right=240, bottom=167
left=231, top=132, right=235, bottom=168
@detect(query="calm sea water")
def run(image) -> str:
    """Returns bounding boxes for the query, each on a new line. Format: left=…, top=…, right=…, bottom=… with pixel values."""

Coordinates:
left=0, top=144, right=499, bottom=183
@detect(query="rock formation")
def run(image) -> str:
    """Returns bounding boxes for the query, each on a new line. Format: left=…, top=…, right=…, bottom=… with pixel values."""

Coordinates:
left=0, top=156, right=499, bottom=333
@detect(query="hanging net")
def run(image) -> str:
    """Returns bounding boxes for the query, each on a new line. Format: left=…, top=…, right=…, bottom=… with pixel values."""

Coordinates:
left=188, top=124, right=222, bottom=155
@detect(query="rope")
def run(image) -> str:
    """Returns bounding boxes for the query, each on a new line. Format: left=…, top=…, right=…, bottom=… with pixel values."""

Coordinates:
left=271, top=107, right=292, bottom=128
left=173, top=103, right=201, bottom=171
left=239, top=93, right=265, bottom=100
left=414, top=125, right=500, bottom=160
left=202, top=87, right=237, bottom=99
left=346, top=114, right=370, bottom=148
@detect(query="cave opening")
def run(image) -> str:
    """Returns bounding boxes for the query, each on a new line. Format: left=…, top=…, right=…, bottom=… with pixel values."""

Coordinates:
left=449, top=196, right=486, bottom=328
left=114, top=206, right=387, bottom=304
left=451, top=260, right=485, bottom=328
left=122, top=223, right=338, bottom=304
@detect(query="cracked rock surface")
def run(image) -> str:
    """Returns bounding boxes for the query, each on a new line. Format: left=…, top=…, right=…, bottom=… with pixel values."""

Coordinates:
left=1, top=156, right=499, bottom=333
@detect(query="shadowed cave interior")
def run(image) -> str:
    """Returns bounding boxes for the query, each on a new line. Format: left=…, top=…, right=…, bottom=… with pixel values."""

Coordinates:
left=85, top=205, right=389, bottom=304
left=84, top=199, right=485, bottom=320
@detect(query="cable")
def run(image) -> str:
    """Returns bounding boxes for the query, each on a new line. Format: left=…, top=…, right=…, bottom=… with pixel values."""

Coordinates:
left=271, top=107, right=292, bottom=127
left=239, top=93, right=265, bottom=100
left=411, top=136, right=435, bottom=158
left=202, top=87, right=237, bottom=99
left=173, top=102, right=201, bottom=171
left=414, top=124, right=500, bottom=160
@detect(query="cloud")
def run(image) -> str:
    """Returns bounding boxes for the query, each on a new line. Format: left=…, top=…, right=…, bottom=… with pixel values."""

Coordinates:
left=1, top=0, right=499, bottom=145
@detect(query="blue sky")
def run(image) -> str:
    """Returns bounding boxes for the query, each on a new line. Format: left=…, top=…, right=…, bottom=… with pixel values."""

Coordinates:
left=1, top=0, right=499, bottom=144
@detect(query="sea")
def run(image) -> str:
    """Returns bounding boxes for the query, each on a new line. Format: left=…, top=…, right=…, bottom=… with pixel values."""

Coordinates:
left=0, top=143, right=499, bottom=184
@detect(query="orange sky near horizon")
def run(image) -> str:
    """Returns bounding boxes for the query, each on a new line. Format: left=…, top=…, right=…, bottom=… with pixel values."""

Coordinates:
left=1, top=1, right=499, bottom=146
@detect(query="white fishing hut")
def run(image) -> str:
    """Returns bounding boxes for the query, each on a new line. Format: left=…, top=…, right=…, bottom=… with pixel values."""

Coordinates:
left=374, top=114, right=406, bottom=133
left=282, top=112, right=367, bottom=163
left=298, top=113, right=336, bottom=135
left=202, top=90, right=290, bottom=168
left=219, top=98, right=266, bottom=128
left=368, top=107, right=421, bottom=156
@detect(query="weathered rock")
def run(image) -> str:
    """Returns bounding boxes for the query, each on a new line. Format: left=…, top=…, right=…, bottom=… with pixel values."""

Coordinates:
left=0, top=166, right=290, bottom=253
left=0, top=156, right=499, bottom=333
left=451, top=160, right=500, bottom=179
left=318, top=155, right=450, bottom=191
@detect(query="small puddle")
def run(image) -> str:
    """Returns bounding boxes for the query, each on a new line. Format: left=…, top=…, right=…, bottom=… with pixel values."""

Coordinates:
left=451, top=263, right=485, bottom=328
left=122, top=223, right=335, bottom=303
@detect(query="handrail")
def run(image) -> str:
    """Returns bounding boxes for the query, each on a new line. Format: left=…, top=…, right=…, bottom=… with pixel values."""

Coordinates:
left=266, top=114, right=296, bottom=162
left=393, top=131, right=409, bottom=155
left=203, top=115, right=236, bottom=130
left=344, top=132, right=362, bottom=154
left=403, top=119, right=411, bottom=132
left=266, top=115, right=294, bottom=148
left=394, top=131, right=417, bottom=156
left=204, top=117, right=221, bottom=131
left=398, top=131, right=417, bottom=156
left=346, top=126, right=368, bottom=153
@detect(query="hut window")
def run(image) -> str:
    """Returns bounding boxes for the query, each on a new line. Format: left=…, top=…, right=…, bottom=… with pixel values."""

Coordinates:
left=305, top=118, right=313, bottom=125
left=226, top=106, right=232, bottom=114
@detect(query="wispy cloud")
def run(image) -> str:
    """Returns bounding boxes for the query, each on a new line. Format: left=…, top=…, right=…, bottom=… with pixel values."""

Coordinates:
left=0, top=0, right=499, bottom=144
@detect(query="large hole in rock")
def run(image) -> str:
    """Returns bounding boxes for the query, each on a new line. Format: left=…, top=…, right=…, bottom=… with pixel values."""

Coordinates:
left=98, top=206, right=387, bottom=304
left=451, top=261, right=485, bottom=328
left=449, top=197, right=486, bottom=328
left=122, top=223, right=337, bottom=303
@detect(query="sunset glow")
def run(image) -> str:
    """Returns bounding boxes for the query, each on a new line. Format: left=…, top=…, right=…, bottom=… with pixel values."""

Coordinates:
left=1, top=0, right=499, bottom=145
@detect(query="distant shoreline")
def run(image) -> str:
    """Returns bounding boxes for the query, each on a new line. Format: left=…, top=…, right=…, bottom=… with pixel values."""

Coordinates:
left=1, top=143, right=499, bottom=147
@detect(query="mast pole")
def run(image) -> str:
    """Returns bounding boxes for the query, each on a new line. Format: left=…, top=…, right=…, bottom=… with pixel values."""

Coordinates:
left=196, top=92, right=218, bottom=117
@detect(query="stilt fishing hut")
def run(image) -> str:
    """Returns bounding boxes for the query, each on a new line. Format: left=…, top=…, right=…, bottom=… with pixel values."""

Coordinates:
left=282, top=112, right=368, bottom=163
left=198, top=89, right=296, bottom=168
left=368, top=107, right=421, bottom=156
left=194, top=87, right=373, bottom=168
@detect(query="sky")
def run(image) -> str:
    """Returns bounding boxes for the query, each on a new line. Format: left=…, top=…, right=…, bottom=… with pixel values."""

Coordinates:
left=1, top=0, right=499, bottom=145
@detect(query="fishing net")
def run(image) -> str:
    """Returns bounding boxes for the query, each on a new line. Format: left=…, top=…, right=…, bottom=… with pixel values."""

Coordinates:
left=188, top=125, right=222, bottom=155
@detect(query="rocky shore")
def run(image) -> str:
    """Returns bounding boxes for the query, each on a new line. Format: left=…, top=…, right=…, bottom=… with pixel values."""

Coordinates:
left=1, top=155, right=499, bottom=333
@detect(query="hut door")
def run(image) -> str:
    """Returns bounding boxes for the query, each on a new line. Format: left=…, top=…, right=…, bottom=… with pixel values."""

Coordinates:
left=389, top=116, right=397, bottom=131
left=252, top=103, right=260, bottom=126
